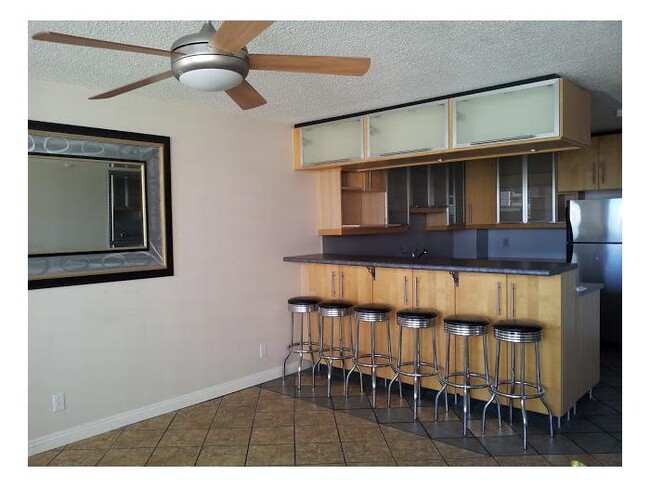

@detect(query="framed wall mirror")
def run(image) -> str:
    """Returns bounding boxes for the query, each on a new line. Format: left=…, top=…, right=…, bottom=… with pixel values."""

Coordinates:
left=28, top=120, right=173, bottom=289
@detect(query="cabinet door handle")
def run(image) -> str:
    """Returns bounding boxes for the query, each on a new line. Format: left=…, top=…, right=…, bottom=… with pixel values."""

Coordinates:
left=592, top=161, right=597, bottom=185
left=601, top=161, right=606, bottom=184
left=403, top=276, right=408, bottom=306
left=331, top=272, right=336, bottom=298
left=510, top=283, right=515, bottom=318
left=468, top=204, right=472, bottom=223
left=340, top=272, right=344, bottom=299
left=496, top=282, right=501, bottom=316
left=470, top=134, right=534, bottom=145
left=415, top=277, right=419, bottom=307
left=368, top=171, right=372, bottom=189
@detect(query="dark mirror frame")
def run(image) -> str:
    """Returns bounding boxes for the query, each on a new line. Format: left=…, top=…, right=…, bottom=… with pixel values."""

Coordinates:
left=28, top=120, right=174, bottom=289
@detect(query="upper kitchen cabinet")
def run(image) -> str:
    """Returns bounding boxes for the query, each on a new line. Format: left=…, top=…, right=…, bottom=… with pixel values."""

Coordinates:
left=498, top=153, right=558, bottom=225
left=453, top=78, right=560, bottom=148
left=464, top=158, right=497, bottom=227
left=293, top=76, right=590, bottom=172
left=315, top=167, right=408, bottom=236
left=366, top=101, right=448, bottom=158
left=295, top=116, right=364, bottom=168
left=557, top=133, right=622, bottom=192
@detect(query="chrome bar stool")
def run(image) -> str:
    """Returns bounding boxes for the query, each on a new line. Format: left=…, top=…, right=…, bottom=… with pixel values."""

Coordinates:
left=315, top=300, right=355, bottom=397
left=434, top=314, right=491, bottom=436
left=481, top=319, right=554, bottom=450
left=282, top=296, right=321, bottom=390
left=344, top=303, right=393, bottom=408
left=387, top=308, right=439, bottom=421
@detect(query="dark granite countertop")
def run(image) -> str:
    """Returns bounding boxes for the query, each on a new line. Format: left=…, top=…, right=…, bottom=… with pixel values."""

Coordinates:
left=283, top=253, right=578, bottom=276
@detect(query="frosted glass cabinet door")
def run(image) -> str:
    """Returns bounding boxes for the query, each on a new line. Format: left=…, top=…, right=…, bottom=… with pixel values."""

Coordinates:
left=300, top=117, right=363, bottom=166
left=454, top=79, right=560, bottom=148
left=368, top=102, right=448, bottom=158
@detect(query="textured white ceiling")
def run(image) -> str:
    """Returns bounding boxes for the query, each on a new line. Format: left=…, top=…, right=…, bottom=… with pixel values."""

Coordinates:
left=28, top=20, right=622, bottom=132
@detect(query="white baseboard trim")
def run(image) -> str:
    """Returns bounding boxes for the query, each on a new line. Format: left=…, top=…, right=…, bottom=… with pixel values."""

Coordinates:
left=28, top=362, right=302, bottom=457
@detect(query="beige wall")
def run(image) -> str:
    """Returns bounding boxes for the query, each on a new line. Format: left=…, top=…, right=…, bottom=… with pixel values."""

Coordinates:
left=28, top=79, right=320, bottom=452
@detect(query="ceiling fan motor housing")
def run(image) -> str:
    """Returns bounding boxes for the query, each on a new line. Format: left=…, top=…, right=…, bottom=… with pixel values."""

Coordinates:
left=170, top=22, right=250, bottom=91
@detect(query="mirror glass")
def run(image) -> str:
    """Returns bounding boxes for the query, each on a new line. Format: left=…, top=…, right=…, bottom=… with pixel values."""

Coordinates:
left=28, top=155, right=147, bottom=255
left=28, top=121, right=173, bottom=289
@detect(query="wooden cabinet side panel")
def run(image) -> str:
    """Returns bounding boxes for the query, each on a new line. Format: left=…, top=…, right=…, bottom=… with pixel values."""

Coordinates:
left=560, top=79, right=592, bottom=146
left=316, top=168, right=342, bottom=230
left=464, top=158, right=497, bottom=226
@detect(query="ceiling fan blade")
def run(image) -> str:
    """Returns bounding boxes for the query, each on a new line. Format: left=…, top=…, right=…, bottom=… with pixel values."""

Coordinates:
left=89, top=71, right=174, bottom=100
left=248, top=54, right=371, bottom=76
left=209, top=21, right=274, bottom=53
left=32, top=31, right=180, bottom=58
left=225, top=80, right=267, bottom=110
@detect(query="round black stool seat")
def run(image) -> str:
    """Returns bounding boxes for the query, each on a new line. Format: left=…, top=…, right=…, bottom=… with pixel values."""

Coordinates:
left=493, top=319, right=543, bottom=343
left=396, top=308, right=438, bottom=328
left=287, top=296, right=321, bottom=313
left=353, top=303, right=392, bottom=322
left=318, top=300, right=354, bottom=317
left=443, top=314, right=490, bottom=336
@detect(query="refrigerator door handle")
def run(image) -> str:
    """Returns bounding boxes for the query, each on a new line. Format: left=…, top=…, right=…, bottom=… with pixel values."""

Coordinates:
left=566, top=201, right=574, bottom=264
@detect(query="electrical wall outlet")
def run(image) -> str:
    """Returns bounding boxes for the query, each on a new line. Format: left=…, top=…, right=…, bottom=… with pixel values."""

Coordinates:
left=259, top=343, right=267, bottom=358
left=502, top=237, right=510, bottom=248
left=52, top=393, right=65, bottom=412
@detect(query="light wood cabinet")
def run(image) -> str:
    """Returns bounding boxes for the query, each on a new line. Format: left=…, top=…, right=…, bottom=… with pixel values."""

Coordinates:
left=464, top=158, right=497, bottom=226
left=371, top=268, right=455, bottom=390
left=299, top=263, right=595, bottom=417
left=293, top=77, right=590, bottom=172
left=557, top=133, right=622, bottom=192
left=316, top=168, right=408, bottom=236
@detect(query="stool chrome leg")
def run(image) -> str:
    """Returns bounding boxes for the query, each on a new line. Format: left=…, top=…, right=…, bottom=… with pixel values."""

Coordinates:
left=482, top=340, right=502, bottom=434
left=297, top=312, right=305, bottom=390
left=462, top=336, right=470, bottom=436
left=307, top=313, right=317, bottom=387
left=434, top=332, right=451, bottom=420
left=412, top=328, right=421, bottom=421
left=536, top=342, right=554, bottom=438
left=520, top=342, right=528, bottom=449
left=509, top=342, right=515, bottom=425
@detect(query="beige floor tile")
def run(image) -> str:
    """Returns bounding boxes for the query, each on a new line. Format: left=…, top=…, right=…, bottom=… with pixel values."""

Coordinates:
left=204, top=427, right=251, bottom=446
left=113, top=428, right=165, bottom=448
left=250, top=426, right=294, bottom=444
left=543, top=453, right=604, bottom=467
left=127, top=412, right=176, bottom=430
left=196, top=445, right=247, bottom=466
left=158, top=428, right=208, bottom=447
left=146, top=446, right=201, bottom=466
left=169, top=412, right=215, bottom=430
left=337, top=422, right=384, bottom=442
left=294, top=410, right=335, bottom=427
left=64, top=430, right=122, bottom=450
left=255, top=398, right=295, bottom=413
left=97, top=447, right=153, bottom=466
left=387, top=439, right=443, bottom=461
left=495, top=455, right=552, bottom=466
left=347, top=461, right=397, bottom=466
left=433, top=439, right=490, bottom=459
left=259, top=389, right=290, bottom=401
left=296, top=442, right=345, bottom=465
left=396, top=458, right=448, bottom=466
left=49, top=449, right=107, bottom=466
left=295, top=423, right=340, bottom=443
left=254, top=411, right=295, bottom=427
left=294, top=399, right=331, bottom=412
left=211, top=410, right=255, bottom=428
left=220, top=388, right=260, bottom=405
left=28, top=449, right=63, bottom=466
left=380, top=425, right=429, bottom=443
left=246, top=444, right=295, bottom=466
left=341, top=441, right=394, bottom=464
left=446, top=457, right=499, bottom=466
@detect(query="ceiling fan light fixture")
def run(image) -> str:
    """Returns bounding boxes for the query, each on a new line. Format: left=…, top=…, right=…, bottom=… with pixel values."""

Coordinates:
left=179, top=68, right=243, bottom=91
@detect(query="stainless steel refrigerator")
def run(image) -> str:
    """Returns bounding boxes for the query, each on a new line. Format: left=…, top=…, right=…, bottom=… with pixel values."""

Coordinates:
left=566, top=198, right=622, bottom=344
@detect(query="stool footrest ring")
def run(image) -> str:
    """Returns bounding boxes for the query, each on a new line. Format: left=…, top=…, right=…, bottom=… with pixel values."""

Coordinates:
left=287, top=341, right=320, bottom=354
left=489, top=380, right=547, bottom=401
left=352, top=353, right=393, bottom=369
left=440, top=371, right=491, bottom=390
left=391, top=361, right=438, bottom=379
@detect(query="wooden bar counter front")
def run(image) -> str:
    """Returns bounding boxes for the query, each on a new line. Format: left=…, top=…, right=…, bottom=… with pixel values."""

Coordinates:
left=284, top=254, right=601, bottom=418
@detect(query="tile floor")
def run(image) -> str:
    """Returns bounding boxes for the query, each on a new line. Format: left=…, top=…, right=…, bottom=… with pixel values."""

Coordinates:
left=28, top=345, right=622, bottom=467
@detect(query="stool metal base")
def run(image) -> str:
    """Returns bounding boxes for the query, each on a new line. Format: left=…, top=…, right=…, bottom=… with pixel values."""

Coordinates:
left=282, top=308, right=320, bottom=390
left=315, top=309, right=354, bottom=398
left=481, top=339, right=554, bottom=450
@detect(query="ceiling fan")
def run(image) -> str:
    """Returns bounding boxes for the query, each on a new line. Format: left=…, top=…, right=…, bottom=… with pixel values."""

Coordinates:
left=32, top=21, right=371, bottom=110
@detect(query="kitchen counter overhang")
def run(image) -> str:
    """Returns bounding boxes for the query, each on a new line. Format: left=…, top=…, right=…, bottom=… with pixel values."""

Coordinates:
left=284, top=253, right=577, bottom=276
